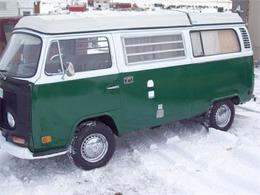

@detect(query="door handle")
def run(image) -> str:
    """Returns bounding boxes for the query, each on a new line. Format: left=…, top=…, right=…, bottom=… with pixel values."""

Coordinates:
left=106, top=85, right=120, bottom=90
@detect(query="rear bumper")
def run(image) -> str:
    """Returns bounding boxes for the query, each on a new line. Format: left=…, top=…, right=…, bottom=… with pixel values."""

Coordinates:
left=0, top=134, right=67, bottom=159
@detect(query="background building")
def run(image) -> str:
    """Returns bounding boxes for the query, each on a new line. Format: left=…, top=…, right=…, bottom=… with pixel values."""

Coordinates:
left=0, top=0, right=19, bottom=17
left=114, top=0, right=232, bottom=11
left=93, top=0, right=110, bottom=10
left=18, top=0, right=36, bottom=16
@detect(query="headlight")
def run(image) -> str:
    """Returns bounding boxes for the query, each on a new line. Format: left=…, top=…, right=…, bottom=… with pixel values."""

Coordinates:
left=7, top=112, right=15, bottom=128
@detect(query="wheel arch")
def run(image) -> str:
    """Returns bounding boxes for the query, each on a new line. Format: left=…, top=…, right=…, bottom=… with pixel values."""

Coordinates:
left=69, top=113, right=119, bottom=141
left=211, top=94, right=240, bottom=105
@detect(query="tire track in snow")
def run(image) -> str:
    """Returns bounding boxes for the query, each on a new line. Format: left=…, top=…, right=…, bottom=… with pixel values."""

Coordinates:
left=137, top=130, right=177, bottom=165
left=126, top=129, right=204, bottom=192
left=237, top=106, right=260, bottom=114
left=129, top=124, right=260, bottom=195
left=134, top=126, right=240, bottom=193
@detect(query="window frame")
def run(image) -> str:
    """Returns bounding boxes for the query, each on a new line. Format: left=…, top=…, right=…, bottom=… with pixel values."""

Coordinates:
left=44, top=35, right=113, bottom=76
left=190, top=28, right=241, bottom=58
left=190, top=31, right=205, bottom=58
left=0, top=32, right=43, bottom=78
left=44, top=40, right=64, bottom=76
left=122, top=32, right=187, bottom=66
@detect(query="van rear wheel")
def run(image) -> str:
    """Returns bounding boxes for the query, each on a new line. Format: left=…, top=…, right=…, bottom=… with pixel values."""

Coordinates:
left=70, top=121, right=115, bottom=170
left=208, top=100, right=235, bottom=131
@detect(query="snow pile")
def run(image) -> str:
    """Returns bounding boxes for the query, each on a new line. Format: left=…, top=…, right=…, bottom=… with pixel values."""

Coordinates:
left=0, top=67, right=259, bottom=195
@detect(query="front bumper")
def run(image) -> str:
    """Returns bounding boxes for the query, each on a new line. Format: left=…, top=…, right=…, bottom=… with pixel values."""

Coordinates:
left=0, top=134, right=67, bottom=159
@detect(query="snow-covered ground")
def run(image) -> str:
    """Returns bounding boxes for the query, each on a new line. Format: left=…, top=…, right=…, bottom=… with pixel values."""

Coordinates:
left=0, top=67, right=260, bottom=195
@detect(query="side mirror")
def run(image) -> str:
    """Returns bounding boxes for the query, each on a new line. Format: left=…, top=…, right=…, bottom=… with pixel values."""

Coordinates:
left=65, top=62, right=75, bottom=77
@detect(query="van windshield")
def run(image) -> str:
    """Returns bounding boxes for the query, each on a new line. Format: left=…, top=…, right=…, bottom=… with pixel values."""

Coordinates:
left=0, top=33, right=41, bottom=78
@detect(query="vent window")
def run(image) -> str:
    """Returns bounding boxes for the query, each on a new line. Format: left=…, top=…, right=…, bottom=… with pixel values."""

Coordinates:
left=239, top=28, right=251, bottom=49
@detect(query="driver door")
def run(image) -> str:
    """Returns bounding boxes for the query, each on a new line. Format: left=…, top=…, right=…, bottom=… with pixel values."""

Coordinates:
left=33, top=35, right=121, bottom=150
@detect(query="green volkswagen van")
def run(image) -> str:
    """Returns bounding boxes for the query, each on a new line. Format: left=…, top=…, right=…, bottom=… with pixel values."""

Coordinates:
left=0, top=11, right=254, bottom=170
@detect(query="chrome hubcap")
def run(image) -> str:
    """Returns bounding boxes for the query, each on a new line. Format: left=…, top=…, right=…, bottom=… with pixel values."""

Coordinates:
left=81, top=133, right=108, bottom=163
left=215, top=104, right=231, bottom=128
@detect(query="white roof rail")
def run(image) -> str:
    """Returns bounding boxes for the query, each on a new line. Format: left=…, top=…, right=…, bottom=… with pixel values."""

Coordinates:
left=15, top=11, right=244, bottom=35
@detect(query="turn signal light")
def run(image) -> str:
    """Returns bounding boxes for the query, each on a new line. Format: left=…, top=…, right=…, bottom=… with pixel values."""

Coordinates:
left=41, top=136, right=52, bottom=144
left=12, top=136, right=25, bottom=145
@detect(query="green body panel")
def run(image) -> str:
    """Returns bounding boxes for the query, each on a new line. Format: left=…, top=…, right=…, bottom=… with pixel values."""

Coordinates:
left=31, top=74, right=121, bottom=152
left=119, top=64, right=192, bottom=132
left=30, top=56, right=254, bottom=152
left=189, top=56, right=254, bottom=116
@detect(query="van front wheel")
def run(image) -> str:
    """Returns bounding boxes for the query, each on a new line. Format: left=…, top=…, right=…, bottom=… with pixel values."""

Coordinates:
left=208, top=100, right=235, bottom=131
left=70, top=122, right=115, bottom=170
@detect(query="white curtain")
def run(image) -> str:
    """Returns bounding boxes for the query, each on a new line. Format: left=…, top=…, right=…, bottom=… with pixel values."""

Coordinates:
left=201, top=31, right=220, bottom=56
left=219, top=30, right=240, bottom=53
left=200, top=30, right=240, bottom=56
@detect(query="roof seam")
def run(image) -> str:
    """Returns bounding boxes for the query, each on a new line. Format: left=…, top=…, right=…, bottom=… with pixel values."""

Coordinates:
left=14, top=22, right=245, bottom=35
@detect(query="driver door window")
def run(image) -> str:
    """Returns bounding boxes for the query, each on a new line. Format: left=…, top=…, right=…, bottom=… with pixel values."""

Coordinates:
left=59, top=37, right=112, bottom=73
left=45, top=37, right=112, bottom=76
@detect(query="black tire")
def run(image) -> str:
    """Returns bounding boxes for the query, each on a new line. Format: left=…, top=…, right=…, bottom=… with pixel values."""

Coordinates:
left=70, top=121, right=115, bottom=170
left=208, top=100, right=235, bottom=131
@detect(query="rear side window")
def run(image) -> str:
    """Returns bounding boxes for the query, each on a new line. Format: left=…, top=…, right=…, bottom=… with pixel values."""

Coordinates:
left=45, top=36, right=112, bottom=75
left=190, top=29, right=240, bottom=57
left=123, top=34, right=186, bottom=65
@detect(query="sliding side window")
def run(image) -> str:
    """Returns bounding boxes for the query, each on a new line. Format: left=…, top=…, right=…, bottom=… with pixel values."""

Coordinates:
left=190, top=29, right=240, bottom=57
left=123, top=34, right=186, bottom=65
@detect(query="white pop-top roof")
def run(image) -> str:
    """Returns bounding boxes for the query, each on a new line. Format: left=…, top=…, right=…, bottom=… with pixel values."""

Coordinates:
left=15, top=11, right=244, bottom=34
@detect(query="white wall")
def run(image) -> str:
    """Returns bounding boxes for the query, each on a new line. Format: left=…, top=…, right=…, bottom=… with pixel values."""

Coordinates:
left=18, top=0, right=34, bottom=16
left=0, top=0, right=19, bottom=17
left=114, top=0, right=232, bottom=9
left=40, top=0, right=68, bottom=14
